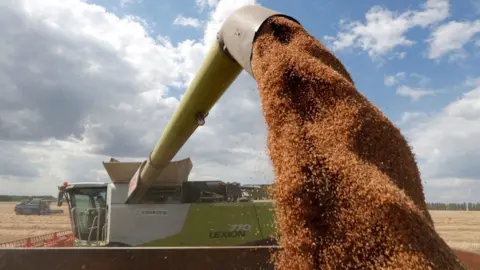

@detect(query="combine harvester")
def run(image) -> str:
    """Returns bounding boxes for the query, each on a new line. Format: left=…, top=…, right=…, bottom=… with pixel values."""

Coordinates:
left=1, top=4, right=479, bottom=270
left=56, top=171, right=272, bottom=247
left=14, top=198, right=64, bottom=215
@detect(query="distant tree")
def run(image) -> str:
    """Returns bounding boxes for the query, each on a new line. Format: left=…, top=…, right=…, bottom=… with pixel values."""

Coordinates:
left=0, top=195, right=56, bottom=202
left=427, top=202, right=479, bottom=211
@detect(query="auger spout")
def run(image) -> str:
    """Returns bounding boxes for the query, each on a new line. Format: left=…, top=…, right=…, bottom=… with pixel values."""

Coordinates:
left=125, top=5, right=300, bottom=203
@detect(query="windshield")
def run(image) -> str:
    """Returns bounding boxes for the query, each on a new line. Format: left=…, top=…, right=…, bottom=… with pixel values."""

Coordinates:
left=67, top=187, right=107, bottom=243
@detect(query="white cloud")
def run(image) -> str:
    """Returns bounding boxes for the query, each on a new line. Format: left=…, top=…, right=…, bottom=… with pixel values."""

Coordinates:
left=410, top=73, right=432, bottom=86
left=196, top=0, right=220, bottom=9
left=422, top=178, right=479, bottom=202
left=465, top=77, right=480, bottom=87
left=173, top=15, right=202, bottom=28
left=324, top=0, right=449, bottom=59
left=406, top=78, right=480, bottom=202
left=395, top=51, right=407, bottom=59
left=384, top=76, right=397, bottom=86
left=385, top=72, right=433, bottom=100
left=385, top=72, right=432, bottom=89
left=397, top=111, right=428, bottom=125
left=427, top=20, right=480, bottom=60
left=396, top=85, right=436, bottom=101
left=120, top=0, right=141, bottom=8
left=384, top=72, right=406, bottom=86
left=0, top=0, right=270, bottom=196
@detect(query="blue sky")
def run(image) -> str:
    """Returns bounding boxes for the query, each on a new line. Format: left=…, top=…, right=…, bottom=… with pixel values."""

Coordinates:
left=0, top=0, right=479, bottom=202
left=100, top=0, right=480, bottom=120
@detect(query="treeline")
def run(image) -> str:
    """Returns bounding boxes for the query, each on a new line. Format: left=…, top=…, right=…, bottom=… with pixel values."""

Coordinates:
left=0, top=195, right=57, bottom=202
left=241, top=184, right=480, bottom=210
left=427, top=202, right=480, bottom=211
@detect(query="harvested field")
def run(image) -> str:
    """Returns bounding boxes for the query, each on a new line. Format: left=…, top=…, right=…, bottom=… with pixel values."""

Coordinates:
left=0, top=202, right=70, bottom=243
left=432, top=211, right=480, bottom=253
left=0, top=199, right=478, bottom=255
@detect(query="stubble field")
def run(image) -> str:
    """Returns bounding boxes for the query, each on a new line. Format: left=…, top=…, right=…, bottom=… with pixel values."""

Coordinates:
left=430, top=210, right=480, bottom=253
left=0, top=202, right=478, bottom=253
left=0, top=202, right=70, bottom=243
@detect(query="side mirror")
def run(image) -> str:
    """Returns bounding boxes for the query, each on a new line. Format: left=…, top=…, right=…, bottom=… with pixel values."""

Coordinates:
left=57, top=191, right=64, bottom=207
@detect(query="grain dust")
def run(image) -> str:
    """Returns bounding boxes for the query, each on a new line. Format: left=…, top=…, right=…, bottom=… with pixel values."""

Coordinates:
left=251, top=16, right=465, bottom=270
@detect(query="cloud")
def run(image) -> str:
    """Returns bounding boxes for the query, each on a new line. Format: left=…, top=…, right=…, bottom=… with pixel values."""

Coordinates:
left=0, top=0, right=183, bottom=144
left=0, top=0, right=271, bottom=196
left=173, top=15, right=202, bottom=28
left=422, top=178, right=479, bottom=203
left=196, top=0, right=220, bottom=9
left=120, top=0, right=142, bottom=8
left=0, top=142, right=40, bottom=179
left=384, top=72, right=406, bottom=86
left=427, top=20, right=480, bottom=60
left=384, top=72, right=432, bottom=87
left=405, top=78, right=480, bottom=201
left=397, top=111, right=428, bottom=125
left=324, top=0, right=449, bottom=59
left=465, top=77, right=480, bottom=87
left=385, top=72, right=434, bottom=101
left=410, top=73, right=432, bottom=86
left=396, top=85, right=436, bottom=101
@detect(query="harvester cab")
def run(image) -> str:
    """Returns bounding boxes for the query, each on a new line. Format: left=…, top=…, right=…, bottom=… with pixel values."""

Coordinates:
left=57, top=182, right=109, bottom=246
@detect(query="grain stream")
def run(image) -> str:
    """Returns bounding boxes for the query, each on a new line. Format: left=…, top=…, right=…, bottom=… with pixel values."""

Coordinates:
left=251, top=16, right=465, bottom=270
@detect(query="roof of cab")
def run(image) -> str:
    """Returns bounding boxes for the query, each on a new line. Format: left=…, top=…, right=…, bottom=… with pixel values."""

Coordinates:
left=64, top=182, right=109, bottom=190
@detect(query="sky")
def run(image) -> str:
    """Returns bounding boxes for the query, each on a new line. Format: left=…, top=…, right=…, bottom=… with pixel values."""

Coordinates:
left=0, top=0, right=479, bottom=203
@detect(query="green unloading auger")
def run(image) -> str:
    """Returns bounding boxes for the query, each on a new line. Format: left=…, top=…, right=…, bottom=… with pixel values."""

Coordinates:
left=126, top=5, right=300, bottom=203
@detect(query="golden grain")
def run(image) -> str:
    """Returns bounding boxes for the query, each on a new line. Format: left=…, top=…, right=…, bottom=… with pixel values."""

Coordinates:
left=251, top=17, right=465, bottom=270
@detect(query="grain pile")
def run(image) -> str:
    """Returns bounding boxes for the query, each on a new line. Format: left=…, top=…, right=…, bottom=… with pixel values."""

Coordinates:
left=251, top=16, right=465, bottom=269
